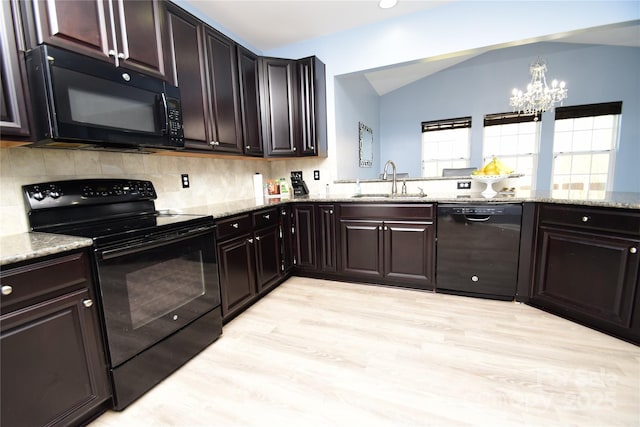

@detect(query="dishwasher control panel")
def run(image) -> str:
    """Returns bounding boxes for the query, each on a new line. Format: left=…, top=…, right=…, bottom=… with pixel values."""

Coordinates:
left=449, top=206, right=504, bottom=215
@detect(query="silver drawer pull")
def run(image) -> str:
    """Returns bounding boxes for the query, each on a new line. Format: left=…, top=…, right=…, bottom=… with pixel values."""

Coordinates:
left=232, top=223, right=239, bottom=229
left=630, top=247, right=638, bottom=254
left=264, top=214, right=270, bottom=220
left=256, top=236, right=261, bottom=241
left=82, top=299, right=93, bottom=308
left=248, top=238, right=254, bottom=244
left=1, top=285, right=13, bottom=296
left=581, top=216, right=590, bottom=222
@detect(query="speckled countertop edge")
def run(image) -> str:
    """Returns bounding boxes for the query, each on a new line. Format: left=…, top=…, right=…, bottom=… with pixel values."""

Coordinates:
left=2, top=192, right=637, bottom=265
left=180, top=192, right=639, bottom=219
left=0, top=232, right=93, bottom=267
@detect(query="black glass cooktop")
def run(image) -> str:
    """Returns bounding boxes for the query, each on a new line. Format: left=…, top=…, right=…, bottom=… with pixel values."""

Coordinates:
left=40, top=213, right=214, bottom=247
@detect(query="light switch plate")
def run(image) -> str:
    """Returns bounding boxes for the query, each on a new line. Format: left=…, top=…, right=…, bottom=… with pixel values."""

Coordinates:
left=313, top=170, right=320, bottom=180
left=181, top=174, right=190, bottom=188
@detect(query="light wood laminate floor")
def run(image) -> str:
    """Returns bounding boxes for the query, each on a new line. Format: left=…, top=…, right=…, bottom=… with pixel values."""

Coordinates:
left=91, top=277, right=640, bottom=427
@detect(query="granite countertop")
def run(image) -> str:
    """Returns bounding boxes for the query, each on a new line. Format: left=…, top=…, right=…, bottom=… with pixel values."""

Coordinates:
left=178, top=191, right=640, bottom=219
left=2, top=192, right=637, bottom=266
left=0, top=232, right=93, bottom=267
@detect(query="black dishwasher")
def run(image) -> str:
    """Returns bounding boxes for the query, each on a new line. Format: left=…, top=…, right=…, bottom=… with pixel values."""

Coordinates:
left=436, top=204, right=522, bottom=300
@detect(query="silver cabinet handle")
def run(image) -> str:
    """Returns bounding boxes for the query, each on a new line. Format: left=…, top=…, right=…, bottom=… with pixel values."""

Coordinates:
left=210, top=141, right=220, bottom=146
left=329, top=210, right=334, bottom=214
left=1, top=285, right=13, bottom=296
left=232, top=223, right=239, bottom=229
left=631, top=247, right=638, bottom=254
left=378, top=226, right=382, bottom=231
left=117, top=52, right=125, bottom=59
left=256, top=236, right=261, bottom=241
left=108, top=49, right=116, bottom=57
left=384, top=226, right=388, bottom=231
left=248, top=238, right=254, bottom=244
left=264, top=214, right=270, bottom=220
left=82, top=299, right=93, bottom=308
left=581, top=216, right=590, bottom=222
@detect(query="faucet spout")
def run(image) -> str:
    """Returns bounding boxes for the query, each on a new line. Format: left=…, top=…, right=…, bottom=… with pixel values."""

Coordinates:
left=383, top=160, right=397, bottom=194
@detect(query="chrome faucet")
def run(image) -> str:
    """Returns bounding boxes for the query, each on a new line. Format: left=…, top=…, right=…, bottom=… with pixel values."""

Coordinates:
left=382, top=160, right=397, bottom=195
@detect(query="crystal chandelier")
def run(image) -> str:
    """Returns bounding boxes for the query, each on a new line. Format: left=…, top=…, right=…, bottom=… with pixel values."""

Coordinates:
left=509, top=58, right=567, bottom=120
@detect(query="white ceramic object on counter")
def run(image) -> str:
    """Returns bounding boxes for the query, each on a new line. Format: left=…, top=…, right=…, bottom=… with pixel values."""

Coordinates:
left=471, top=175, right=509, bottom=198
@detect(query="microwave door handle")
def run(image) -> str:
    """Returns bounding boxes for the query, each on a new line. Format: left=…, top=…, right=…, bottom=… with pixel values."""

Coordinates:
left=160, top=93, right=169, bottom=134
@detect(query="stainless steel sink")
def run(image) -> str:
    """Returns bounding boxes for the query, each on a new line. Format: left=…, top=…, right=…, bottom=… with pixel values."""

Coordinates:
left=351, top=193, right=427, bottom=199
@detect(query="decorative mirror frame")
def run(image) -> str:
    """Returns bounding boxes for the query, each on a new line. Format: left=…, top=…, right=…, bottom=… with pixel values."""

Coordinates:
left=359, top=122, right=373, bottom=168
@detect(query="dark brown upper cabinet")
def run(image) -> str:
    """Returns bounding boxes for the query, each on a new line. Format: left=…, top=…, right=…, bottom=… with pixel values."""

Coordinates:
left=259, top=56, right=327, bottom=158
left=1, top=0, right=31, bottom=138
left=237, top=46, right=263, bottom=156
left=21, top=0, right=168, bottom=79
left=260, top=57, right=298, bottom=157
left=166, top=4, right=243, bottom=153
left=203, top=28, right=243, bottom=153
left=297, top=56, right=327, bottom=157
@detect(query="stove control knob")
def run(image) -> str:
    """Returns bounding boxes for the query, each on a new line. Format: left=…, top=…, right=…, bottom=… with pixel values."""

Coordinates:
left=49, top=191, right=60, bottom=199
left=32, top=191, right=45, bottom=201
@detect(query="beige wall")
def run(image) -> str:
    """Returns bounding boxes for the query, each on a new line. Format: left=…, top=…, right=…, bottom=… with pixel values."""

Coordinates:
left=0, top=147, right=330, bottom=236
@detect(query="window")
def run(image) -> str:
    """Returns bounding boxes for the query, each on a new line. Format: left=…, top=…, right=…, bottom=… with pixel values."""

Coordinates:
left=551, top=102, right=622, bottom=200
left=421, top=117, right=471, bottom=177
left=483, top=112, right=540, bottom=196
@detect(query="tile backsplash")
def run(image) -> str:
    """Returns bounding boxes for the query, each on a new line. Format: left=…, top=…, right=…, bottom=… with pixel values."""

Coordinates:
left=0, top=147, right=330, bottom=236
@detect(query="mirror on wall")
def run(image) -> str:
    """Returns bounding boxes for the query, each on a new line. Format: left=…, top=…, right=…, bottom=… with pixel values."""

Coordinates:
left=359, top=122, right=373, bottom=168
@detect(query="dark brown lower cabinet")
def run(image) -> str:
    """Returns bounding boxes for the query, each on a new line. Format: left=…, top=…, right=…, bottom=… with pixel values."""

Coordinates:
left=217, top=232, right=256, bottom=318
left=340, top=219, right=435, bottom=289
left=0, top=251, right=111, bottom=427
left=338, top=204, right=435, bottom=290
left=293, top=204, right=317, bottom=271
left=216, top=209, right=283, bottom=321
left=530, top=204, right=640, bottom=343
left=317, top=204, right=337, bottom=273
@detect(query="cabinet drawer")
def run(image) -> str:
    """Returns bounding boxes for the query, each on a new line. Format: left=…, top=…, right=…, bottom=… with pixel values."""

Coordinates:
left=0, top=251, right=90, bottom=313
left=539, top=205, right=640, bottom=236
left=340, top=203, right=435, bottom=220
left=253, top=208, right=279, bottom=229
left=216, top=214, right=252, bottom=240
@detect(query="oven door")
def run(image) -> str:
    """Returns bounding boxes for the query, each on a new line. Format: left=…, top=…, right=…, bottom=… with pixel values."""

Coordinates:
left=95, top=225, right=220, bottom=367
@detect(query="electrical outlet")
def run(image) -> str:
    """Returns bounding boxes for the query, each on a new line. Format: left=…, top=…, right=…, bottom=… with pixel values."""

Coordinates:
left=313, top=170, right=320, bottom=180
left=457, top=180, right=471, bottom=190
left=181, top=174, right=190, bottom=188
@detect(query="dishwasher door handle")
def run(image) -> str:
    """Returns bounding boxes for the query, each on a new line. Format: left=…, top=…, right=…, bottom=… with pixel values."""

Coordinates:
left=464, top=215, right=491, bottom=222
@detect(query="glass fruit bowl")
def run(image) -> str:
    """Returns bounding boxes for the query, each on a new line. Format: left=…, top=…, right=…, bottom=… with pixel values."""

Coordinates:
left=471, top=174, right=509, bottom=198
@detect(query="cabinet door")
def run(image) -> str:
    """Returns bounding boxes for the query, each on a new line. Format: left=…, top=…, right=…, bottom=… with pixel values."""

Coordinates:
left=166, top=5, right=209, bottom=146
left=217, top=234, right=256, bottom=319
left=29, top=0, right=111, bottom=62
left=293, top=204, right=317, bottom=270
left=340, top=219, right=384, bottom=279
left=204, top=28, right=243, bottom=153
left=254, top=225, right=282, bottom=292
left=297, top=56, right=326, bottom=157
left=317, top=204, right=338, bottom=272
left=1, top=0, right=31, bottom=137
left=280, top=206, right=294, bottom=274
left=1, top=289, right=110, bottom=427
left=384, top=221, right=435, bottom=289
left=533, top=226, right=640, bottom=329
left=238, top=46, right=263, bottom=156
left=114, top=0, right=167, bottom=78
left=260, top=57, right=298, bottom=157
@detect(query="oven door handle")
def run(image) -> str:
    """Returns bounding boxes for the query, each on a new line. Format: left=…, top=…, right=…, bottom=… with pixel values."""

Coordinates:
left=98, top=225, right=215, bottom=260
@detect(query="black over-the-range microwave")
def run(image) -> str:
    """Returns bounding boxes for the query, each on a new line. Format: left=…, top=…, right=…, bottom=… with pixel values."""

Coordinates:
left=25, top=45, right=184, bottom=151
